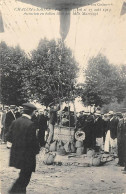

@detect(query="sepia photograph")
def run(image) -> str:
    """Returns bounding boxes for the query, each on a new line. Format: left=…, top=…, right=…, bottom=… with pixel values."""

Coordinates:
left=0, top=0, right=126, bottom=193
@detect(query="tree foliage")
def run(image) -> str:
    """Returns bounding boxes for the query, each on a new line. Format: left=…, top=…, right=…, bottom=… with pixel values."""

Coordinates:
left=82, top=54, right=126, bottom=107
left=0, top=41, right=27, bottom=105
left=22, top=39, right=78, bottom=106
left=1, top=39, right=78, bottom=106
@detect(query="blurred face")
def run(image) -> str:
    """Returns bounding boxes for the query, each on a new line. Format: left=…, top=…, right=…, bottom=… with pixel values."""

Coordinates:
left=103, top=115, right=109, bottom=121
left=44, top=110, right=47, bottom=116
left=39, top=111, right=43, bottom=115
left=35, top=111, right=39, bottom=116
left=76, top=113, right=80, bottom=117
left=54, top=105, right=57, bottom=109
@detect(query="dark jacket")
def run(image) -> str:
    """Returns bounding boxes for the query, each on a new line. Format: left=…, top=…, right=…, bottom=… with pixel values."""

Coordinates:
left=5, top=111, right=16, bottom=133
left=15, top=111, right=21, bottom=119
left=122, top=121, right=126, bottom=160
left=94, top=117, right=104, bottom=138
left=38, top=114, right=48, bottom=130
left=6, top=116, right=40, bottom=172
left=31, top=114, right=39, bottom=129
left=49, top=105, right=60, bottom=125
left=109, top=117, right=119, bottom=139
left=82, top=115, right=95, bottom=149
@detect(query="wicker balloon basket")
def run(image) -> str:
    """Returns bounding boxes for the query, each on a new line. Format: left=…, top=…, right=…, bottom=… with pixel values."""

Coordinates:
left=53, top=125, right=75, bottom=144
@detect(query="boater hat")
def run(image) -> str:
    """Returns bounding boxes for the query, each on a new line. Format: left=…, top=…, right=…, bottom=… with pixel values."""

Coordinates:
left=10, top=105, right=16, bottom=109
left=108, top=111, right=114, bottom=115
left=22, top=103, right=36, bottom=111
left=4, top=106, right=9, bottom=109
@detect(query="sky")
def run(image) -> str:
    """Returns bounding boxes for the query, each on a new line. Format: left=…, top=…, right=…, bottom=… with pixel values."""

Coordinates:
left=0, top=0, right=126, bottom=83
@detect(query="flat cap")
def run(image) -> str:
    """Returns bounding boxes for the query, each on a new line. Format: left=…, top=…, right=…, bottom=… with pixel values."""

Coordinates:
left=22, top=103, right=36, bottom=110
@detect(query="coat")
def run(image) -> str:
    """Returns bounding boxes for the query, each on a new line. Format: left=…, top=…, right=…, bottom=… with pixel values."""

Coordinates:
left=122, top=121, right=126, bottom=162
left=38, top=114, right=48, bottom=131
left=109, top=117, right=119, bottom=139
left=5, top=111, right=16, bottom=133
left=82, top=115, right=95, bottom=149
left=49, top=105, right=60, bottom=125
left=6, top=116, right=40, bottom=172
left=94, top=117, right=104, bottom=138
left=117, top=119, right=125, bottom=164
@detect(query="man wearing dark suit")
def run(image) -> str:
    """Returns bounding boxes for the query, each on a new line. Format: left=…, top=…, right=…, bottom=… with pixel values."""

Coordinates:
left=7, top=103, right=40, bottom=194
left=104, top=111, right=119, bottom=154
left=109, top=115, right=119, bottom=140
left=94, top=113, right=104, bottom=150
left=122, top=120, right=126, bottom=174
left=38, top=109, right=48, bottom=147
left=82, top=114, right=95, bottom=151
left=5, top=105, right=16, bottom=148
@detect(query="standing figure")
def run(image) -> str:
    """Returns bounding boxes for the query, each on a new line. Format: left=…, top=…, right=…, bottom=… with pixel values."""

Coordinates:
left=122, top=119, right=126, bottom=174
left=1, top=106, right=9, bottom=143
left=5, top=105, right=16, bottom=148
left=82, top=113, right=95, bottom=152
left=38, top=109, right=48, bottom=147
left=46, top=102, right=60, bottom=148
left=102, top=114, right=109, bottom=144
left=117, top=115, right=124, bottom=166
left=15, top=107, right=21, bottom=119
left=104, top=111, right=119, bottom=154
left=94, top=112, right=104, bottom=150
left=7, top=103, right=40, bottom=194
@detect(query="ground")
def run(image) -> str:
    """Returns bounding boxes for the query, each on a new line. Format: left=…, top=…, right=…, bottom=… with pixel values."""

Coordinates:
left=0, top=144, right=126, bottom=194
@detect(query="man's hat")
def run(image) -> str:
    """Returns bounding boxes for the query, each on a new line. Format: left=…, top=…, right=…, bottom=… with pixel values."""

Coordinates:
left=4, top=105, right=8, bottom=109
left=94, top=110, right=101, bottom=115
left=19, top=106, right=23, bottom=109
left=10, top=105, right=16, bottom=109
left=108, top=111, right=114, bottom=115
left=22, top=103, right=36, bottom=111
left=83, top=111, right=90, bottom=115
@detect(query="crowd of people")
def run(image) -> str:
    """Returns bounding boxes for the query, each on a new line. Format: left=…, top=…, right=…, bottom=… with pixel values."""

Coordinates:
left=0, top=102, right=126, bottom=193
left=0, top=105, right=48, bottom=148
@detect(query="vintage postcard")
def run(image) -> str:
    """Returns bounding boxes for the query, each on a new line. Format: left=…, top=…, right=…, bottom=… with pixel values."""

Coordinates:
left=0, top=0, right=126, bottom=194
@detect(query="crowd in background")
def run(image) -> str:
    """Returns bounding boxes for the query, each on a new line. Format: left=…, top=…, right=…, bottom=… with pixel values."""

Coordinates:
left=0, top=103, right=126, bottom=172
left=0, top=105, right=49, bottom=148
